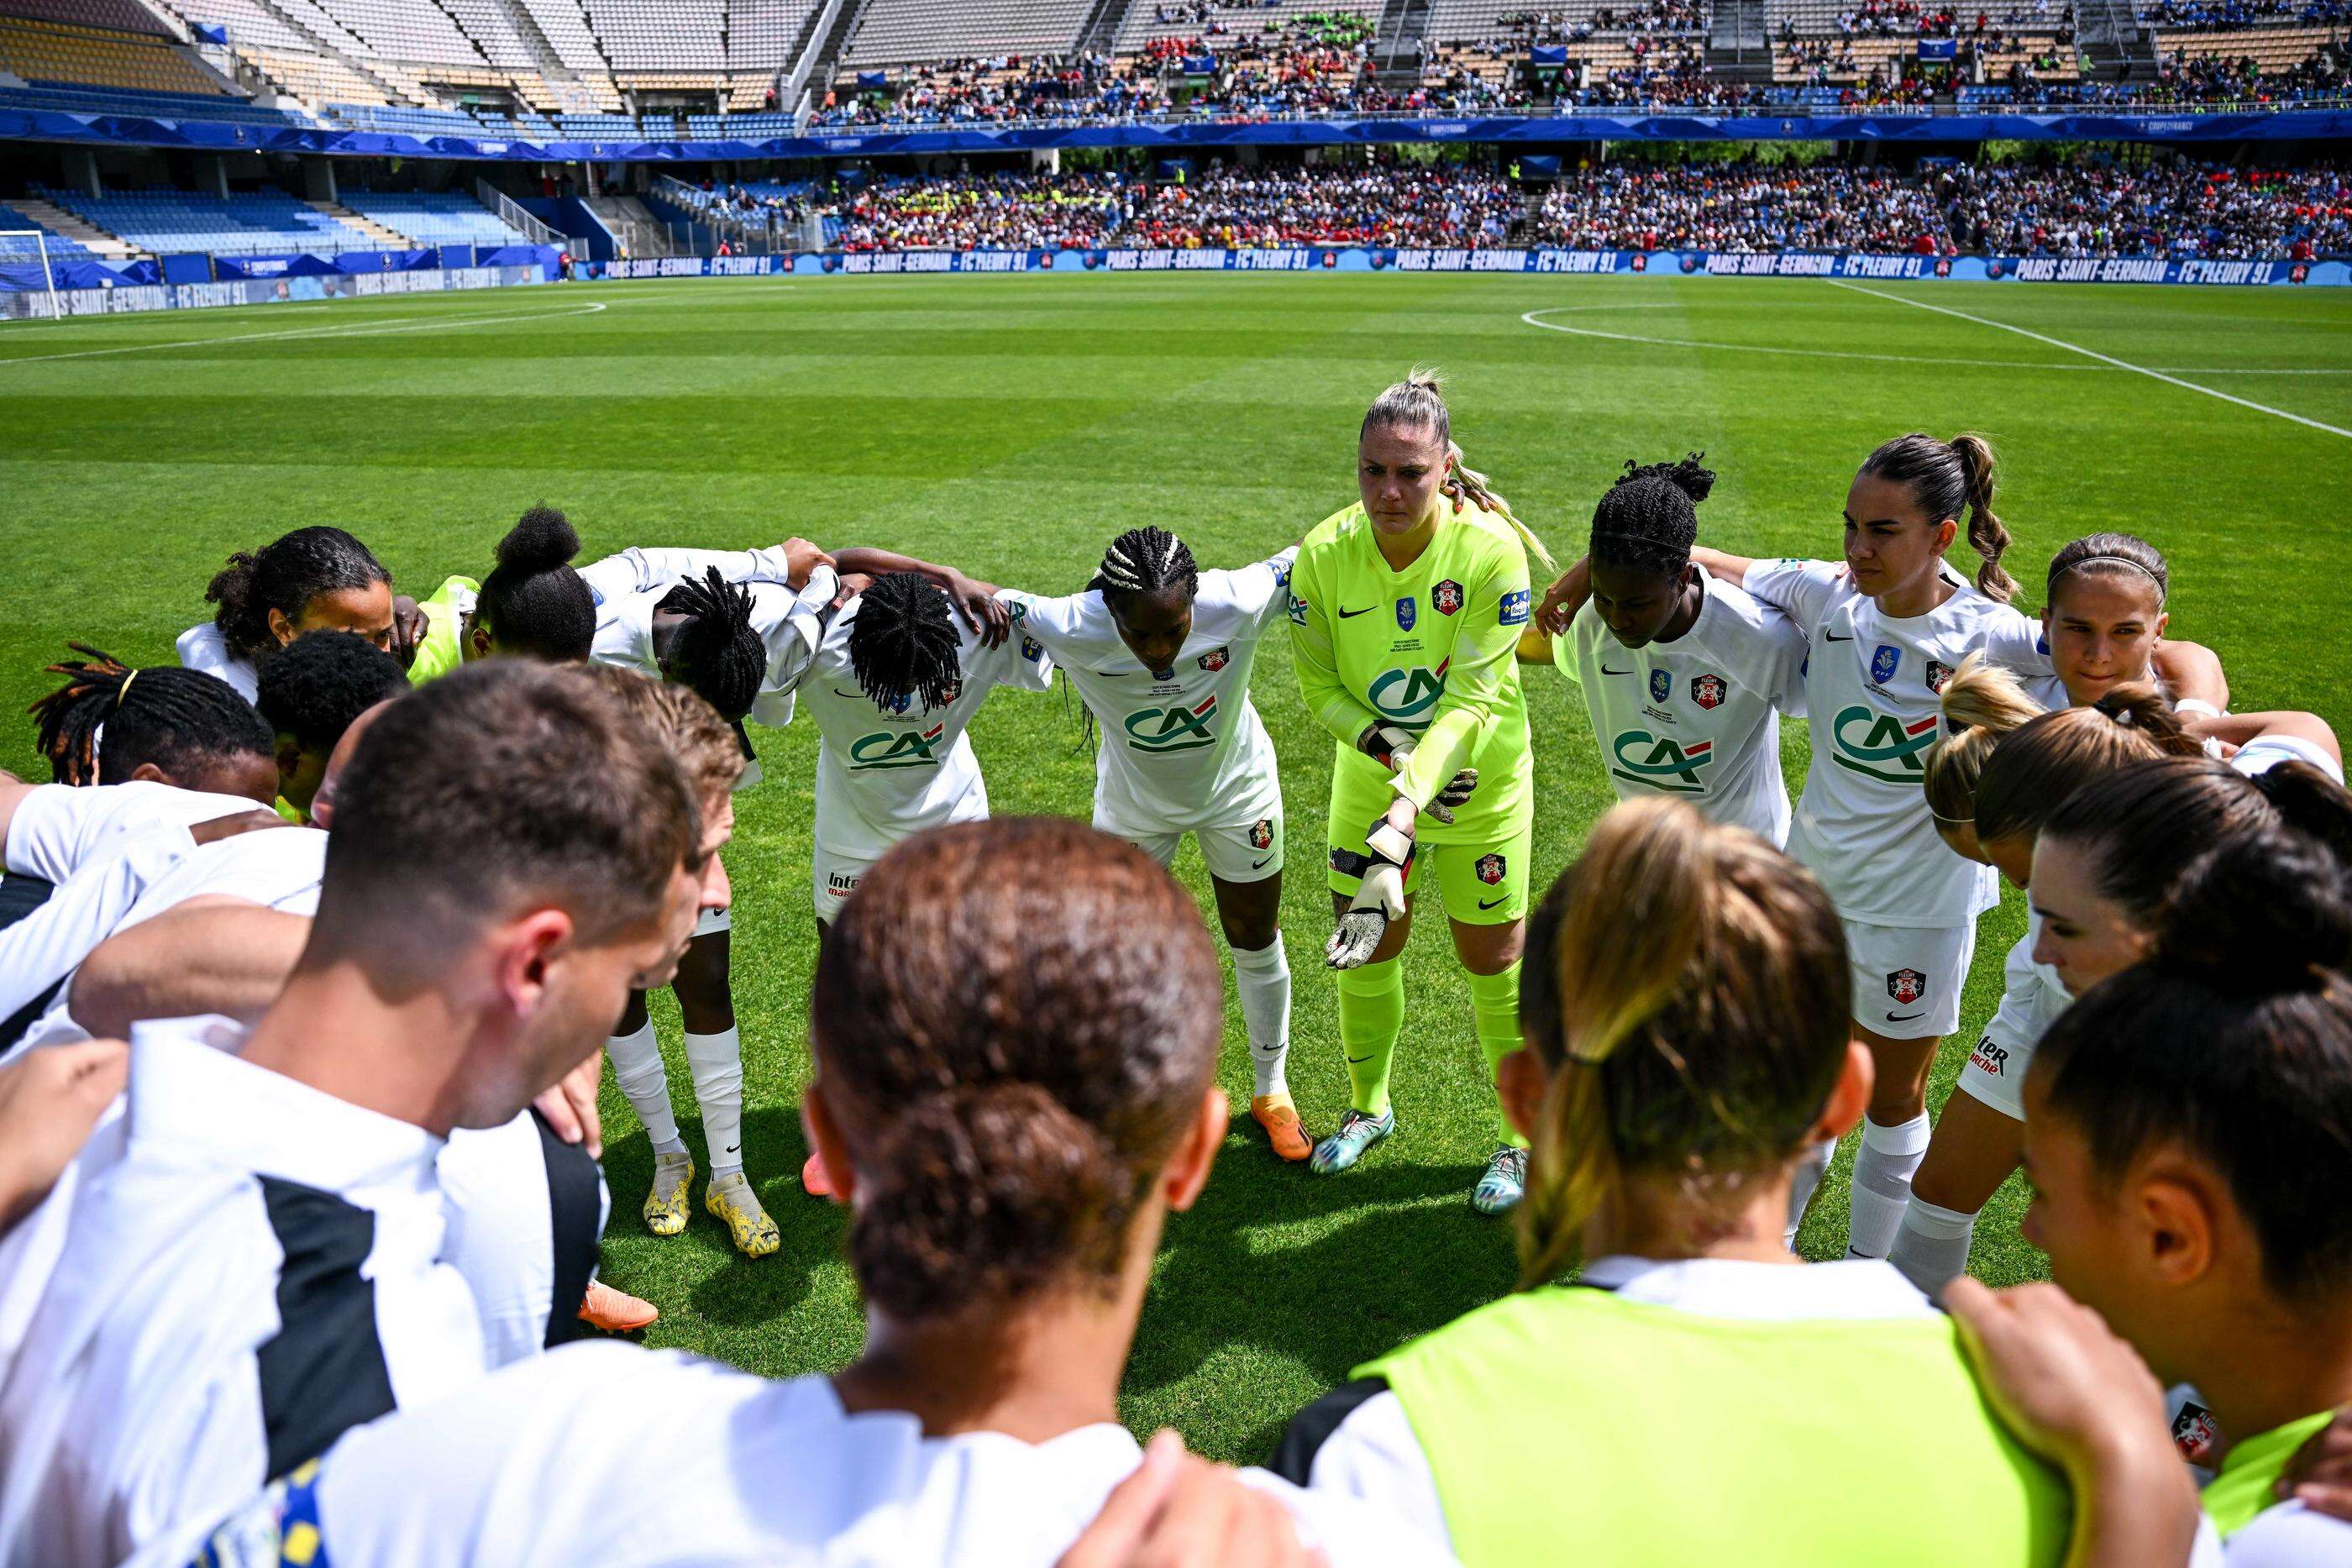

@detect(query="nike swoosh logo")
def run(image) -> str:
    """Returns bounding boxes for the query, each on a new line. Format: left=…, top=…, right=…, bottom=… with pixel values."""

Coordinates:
left=1826, top=633, right=1855, bottom=643
left=832, top=689, right=867, bottom=698
left=1251, top=856, right=1273, bottom=870
left=1601, top=664, right=1633, bottom=675
left=1346, top=1052, right=1373, bottom=1064
left=1338, top=606, right=1375, bottom=618
left=1478, top=896, right=1507, bottom=910
left=1885, top=1009, right=1925, bottom=1023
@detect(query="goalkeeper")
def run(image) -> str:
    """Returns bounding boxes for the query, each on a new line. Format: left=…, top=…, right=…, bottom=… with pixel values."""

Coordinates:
left=1288, top=370, right=1550, bottom=1215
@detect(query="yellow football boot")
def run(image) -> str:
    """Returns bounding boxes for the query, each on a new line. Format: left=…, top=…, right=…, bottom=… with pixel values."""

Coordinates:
left=642, top=1150, right=694, bottom=1236
left=705, top=1171, right=780, bottom=1258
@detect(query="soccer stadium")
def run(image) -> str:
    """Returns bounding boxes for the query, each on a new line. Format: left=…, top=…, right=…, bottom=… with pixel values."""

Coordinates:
left=2, top=0, right=2351, bottom=1555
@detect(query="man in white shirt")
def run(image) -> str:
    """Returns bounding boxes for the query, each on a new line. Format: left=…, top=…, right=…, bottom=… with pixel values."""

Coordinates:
left=0, top=662, right=706, bottom=1568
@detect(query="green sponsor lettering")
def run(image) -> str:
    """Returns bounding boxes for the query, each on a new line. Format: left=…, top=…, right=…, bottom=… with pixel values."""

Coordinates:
left=1125, top=699, right=1219, bottom=753
left=1609, top=730, right=1714, bottom=793
left=1369, top=665, right=1446, bottom=732
left=848, top=726, right=944, bottom=770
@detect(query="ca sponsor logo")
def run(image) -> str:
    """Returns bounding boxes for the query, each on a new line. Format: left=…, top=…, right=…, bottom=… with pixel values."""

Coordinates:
left=1609, top=730, right=1715, bottom=793
left=1368, top=658, right=1450, bottom=732
left=848, top=721, right=947, bottom=770
left=1125, top=695, right=1220, bottom=753
left=1830, top=705, right=1940, bottom=784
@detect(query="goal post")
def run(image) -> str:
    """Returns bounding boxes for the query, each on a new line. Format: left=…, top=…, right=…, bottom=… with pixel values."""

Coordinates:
left=1, top=231, right=61, bottom=321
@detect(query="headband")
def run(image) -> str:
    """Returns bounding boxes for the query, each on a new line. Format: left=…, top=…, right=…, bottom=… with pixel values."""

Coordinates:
left=2052, top=553, right=2165, bottom=593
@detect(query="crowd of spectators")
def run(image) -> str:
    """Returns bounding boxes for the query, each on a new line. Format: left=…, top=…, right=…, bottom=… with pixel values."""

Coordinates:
left=2138, top=0, right=2349, bottom=28
left=785, top=154, right=2347, bottom=258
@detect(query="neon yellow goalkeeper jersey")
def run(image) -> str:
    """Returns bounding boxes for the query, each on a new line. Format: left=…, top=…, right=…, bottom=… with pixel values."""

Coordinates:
left=1289, top=500, right=1535, bottom=842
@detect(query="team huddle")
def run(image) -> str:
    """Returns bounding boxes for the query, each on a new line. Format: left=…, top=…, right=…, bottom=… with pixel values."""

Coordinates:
left=0, top=369, right=2347, bottom=1565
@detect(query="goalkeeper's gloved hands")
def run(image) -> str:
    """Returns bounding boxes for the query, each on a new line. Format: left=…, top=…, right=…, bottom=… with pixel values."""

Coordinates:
left=1327, top=813, right=1415, bottom=971
left=1357, top=723, right=1478, bottom=826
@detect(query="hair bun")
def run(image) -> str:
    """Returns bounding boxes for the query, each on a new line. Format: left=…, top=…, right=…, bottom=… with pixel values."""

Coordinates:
left=2157, top=826, right=2352, bottom=993
left=496, top=506, right=581, bottom=574
left=1664, top=453, right=1716, bottom=503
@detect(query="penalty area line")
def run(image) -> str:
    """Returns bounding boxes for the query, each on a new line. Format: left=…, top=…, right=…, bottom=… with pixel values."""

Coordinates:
left=1825, top=280, right=2352, bottom=442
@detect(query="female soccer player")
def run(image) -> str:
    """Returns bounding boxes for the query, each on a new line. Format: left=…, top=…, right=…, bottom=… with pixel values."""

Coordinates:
left=587, top=541, right=836, bottom=1257
left=1518, top=454, right=1807, bottom=844
left=403, top=506, right=601, bottom=679
left=785, top=569, right=1053, bottom=1192
left=1982, top=532, right=2228, bottom=716
left=990, top=527, right=1306, bottom=1159
left=1274, top=798, right=2074, bottom=1562
left=180, top=821, right=1443, bottom=1568
left=1888, top=674, right=2204, bottom=1296
left=1651, top=433, right=2025, bottom=1259
left=178, top=527, right=406, bottom=701
left=2017, top=820, right=2352, bottom=1560
left=1289, top=370, right=1553, bottom=1214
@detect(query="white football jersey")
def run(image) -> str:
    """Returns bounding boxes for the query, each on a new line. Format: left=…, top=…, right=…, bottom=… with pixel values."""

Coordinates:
left=795, top=595, right=1055, bottom=862
left=997, top=548, right=1293, bottom=836
left=575, top=544, right=808, bottom=611
left=4, top=780, right=262, bottom=884
left=173, top=624, right=259, bottom=705
left=1554, top=570, right=1807, bottom=846
left=589, top=566, right=837, bottom=732
left=176, top=1344, right=1457, bottom=1568
left=1746, top=559, right=2019, bottom=928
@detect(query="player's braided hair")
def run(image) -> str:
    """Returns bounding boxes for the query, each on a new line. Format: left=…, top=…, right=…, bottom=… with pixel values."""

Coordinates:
left=1588, top=454, right=1716, bottom=578
left=205, top=526, right=392, bottom=664
left=28, top=642, right=272, bottom=786
left=477, top=504, right=596, bottom=661
left=659, top=568, right=765, bottom=722
left=1089, top=527, right=1198, bottom=605
left=1859, top=433, right=2015, bottom=603
left=848, top=571, right=963, bottom=714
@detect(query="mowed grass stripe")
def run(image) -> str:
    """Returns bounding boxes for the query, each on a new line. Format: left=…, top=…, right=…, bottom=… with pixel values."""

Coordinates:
left=3, top=272, right=2347, bottom=1462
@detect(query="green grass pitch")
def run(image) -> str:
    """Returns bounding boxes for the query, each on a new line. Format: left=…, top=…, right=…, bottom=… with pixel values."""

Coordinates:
left=3, top=273, right=2348, bottom=1464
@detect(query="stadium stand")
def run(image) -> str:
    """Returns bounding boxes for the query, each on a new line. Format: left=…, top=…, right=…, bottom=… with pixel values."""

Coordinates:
left=34, top=184, right=378, bottom=254
left=0, top=15, right=232, bottom=94
left=838, top=0, right=1097, bottom=66
left=0, top=202, right=97, bottom=260
left=339, top=187, right=533, bottom=242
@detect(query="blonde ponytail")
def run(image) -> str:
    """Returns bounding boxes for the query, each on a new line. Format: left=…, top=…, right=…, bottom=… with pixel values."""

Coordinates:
left=1923, top=652, right=2046, bottom=828
left=1362, top=368, right=1557, bottom=575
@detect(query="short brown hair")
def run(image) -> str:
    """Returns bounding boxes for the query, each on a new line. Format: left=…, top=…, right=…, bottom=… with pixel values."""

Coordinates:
left=312, top=662, right=698, bottom=964
left=578, top=663, right=742, bottom=809
left=810, top=817, right=1222, bottom=1320
left=1518, top=799, right=1850, bottom=1287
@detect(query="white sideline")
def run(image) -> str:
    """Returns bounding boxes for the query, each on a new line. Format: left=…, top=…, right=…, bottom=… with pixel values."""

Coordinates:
left=1825, top=280, right=2352, bottom=441
left=0, top=301, right=606, bottom=366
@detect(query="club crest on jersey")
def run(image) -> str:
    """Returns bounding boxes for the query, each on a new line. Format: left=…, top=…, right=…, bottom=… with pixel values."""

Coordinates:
left=1499, top=589, right=1530, bottom=627
left=1433, top=579, right=1464, bottom=616
left=1691, top=673, right=1727, bottom=710
left=1887, top=968, right=1928, bottom=1006
left=1271, top=562, right=1291, bottom=589
left=1648, top=669, right=1671, bottom=704
left=1872, top=645, right=1902, bottom=685
left=1197, top=645, right=1230, bottom=673
left=1475, top=853, right=1506, bottom=887
left=2172, top=1403, right=2219, bottom=1466
left=1396, top=596, right=1417, bottom=632
left=1926, top=659, right=1957, bottom=695
left=1249, top=818, right=1273, bottom=851
left=1021, top=636, right=1045, bottom=663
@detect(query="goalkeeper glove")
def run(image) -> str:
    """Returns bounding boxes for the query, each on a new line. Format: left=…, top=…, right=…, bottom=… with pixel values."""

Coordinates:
left=1327, top=814, right=1415, bottom=971
left=1354, top=723, right=1478, bottom=826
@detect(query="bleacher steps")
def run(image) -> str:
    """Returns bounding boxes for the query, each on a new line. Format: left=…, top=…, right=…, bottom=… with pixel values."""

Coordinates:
left=1074, top=0, right=1138, bottom=60
left=1371, top=0, right=1431, bottom=76
left=585, top=194, right=673, bottom=258
left=239, top=0, right=429, bottom=106
left=312, top=199, right=412, bottom=247
left=12, top=197, right=139, bottom=261
left=802, top=0, right=869, bottom=105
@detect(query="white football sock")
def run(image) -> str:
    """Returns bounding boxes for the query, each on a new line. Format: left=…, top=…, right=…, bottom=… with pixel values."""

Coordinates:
left=1846, top=1114, right=1932, bottom=1260
left=1889, top=1198, right=1979, bottom=1299
left=606, top=1020, right=682, bottom=1153
left=1783, top=1135, right=1835, bottom=1251
left=684, top=1026, right=746, bottom=1177
left=1232, top=936, right=1292, bottom=1099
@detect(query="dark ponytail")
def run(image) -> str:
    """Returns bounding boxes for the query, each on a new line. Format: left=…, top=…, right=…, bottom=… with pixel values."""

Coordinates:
left=206, top=527, right=391, bottom=664
left=810, top=818, right=1221, bottom=1319
left=1858, top=433, right=2014, bottom=603
left=477, top=506, right=595, bottom=662
left=2036, top=825, right=2352, bottom=1303
left=1588, top=453, right=1714, bottom=578
left=27, top=643, right=272, bottom=788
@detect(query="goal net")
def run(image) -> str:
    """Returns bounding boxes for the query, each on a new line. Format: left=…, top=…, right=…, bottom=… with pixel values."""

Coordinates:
left=1, top=231, right=61, bottom=321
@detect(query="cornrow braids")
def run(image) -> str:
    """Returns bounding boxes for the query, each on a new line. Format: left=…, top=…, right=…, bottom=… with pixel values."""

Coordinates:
left=28, top=642, right=272, bottom=786
left=659, top=568, right=765, bottom=722
left=1589, top=454, right=1716, bottom=579
left=849, top=572, right=964, bottom=715
left=1089, top=527, right=1199, bottom=604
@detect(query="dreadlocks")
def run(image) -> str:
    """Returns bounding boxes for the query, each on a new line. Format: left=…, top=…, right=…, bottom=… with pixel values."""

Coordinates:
left=1589, top=454, right=1717, bottom=579
left=659, top=568, right=765, bottom=722
left=848, top=572, right=963, bottom=714
left=28, top=643, right=273, bottom=787
left=1089, top=527, right=1199, bottom=604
